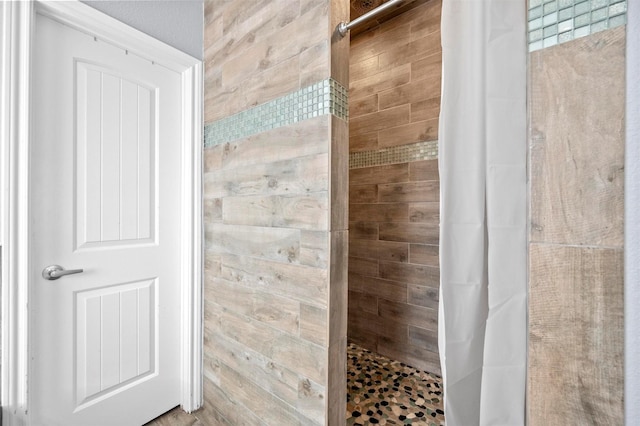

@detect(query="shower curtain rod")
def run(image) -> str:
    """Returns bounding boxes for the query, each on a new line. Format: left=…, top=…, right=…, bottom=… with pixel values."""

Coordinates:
left=336, top=0, right=406, bottom=37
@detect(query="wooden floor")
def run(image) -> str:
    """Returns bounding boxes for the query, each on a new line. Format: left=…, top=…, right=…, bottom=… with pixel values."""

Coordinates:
left=144, top=407, right=202, bottom=426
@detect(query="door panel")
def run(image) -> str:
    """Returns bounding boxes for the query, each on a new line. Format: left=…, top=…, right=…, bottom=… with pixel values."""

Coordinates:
left=76, top=62, right=156, bottom=248
left=31, top=12, right=182, bottom=426
left=75, top=278, right=156, bottom=407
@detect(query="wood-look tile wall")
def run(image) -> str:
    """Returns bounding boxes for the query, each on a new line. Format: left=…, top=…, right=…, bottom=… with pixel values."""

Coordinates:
left=203, top=1, right=348, bottom=424
left=348, top=0, right=442, bottom=375
left=528, top=26, right=625, bottom=425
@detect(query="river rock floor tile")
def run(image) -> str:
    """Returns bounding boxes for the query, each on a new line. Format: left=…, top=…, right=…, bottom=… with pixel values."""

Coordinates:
left=347, top=342, right=445, bottom=425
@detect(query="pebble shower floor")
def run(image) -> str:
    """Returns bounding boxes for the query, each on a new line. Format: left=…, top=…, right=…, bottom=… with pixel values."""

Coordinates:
left=346, top=343, right=445, bottom=425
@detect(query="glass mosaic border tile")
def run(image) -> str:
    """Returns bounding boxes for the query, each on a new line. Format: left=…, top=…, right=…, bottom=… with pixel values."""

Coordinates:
left=349, top=140, right=439, bottom=169
left=528, top=0, right=626, bottom=52
left=204, top=78, right=348, bottom=147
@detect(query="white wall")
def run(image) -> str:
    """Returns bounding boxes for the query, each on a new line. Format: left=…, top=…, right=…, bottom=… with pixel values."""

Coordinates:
left=626, top=2, right=639, bottom=423
left=80, top=0, right=203, bottom=59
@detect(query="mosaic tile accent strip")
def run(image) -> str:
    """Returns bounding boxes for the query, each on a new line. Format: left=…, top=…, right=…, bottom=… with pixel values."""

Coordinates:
left=349, top=140, right=439, bottom=169
left=204, top=78, right=348, bottom=147
left=528, top=0, right=627, bottom=52
left=346, top=342, right=445, bottom=425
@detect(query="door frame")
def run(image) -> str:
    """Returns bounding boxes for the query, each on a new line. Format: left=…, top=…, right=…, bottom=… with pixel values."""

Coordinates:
left=0, top=1, right=203, bottom=424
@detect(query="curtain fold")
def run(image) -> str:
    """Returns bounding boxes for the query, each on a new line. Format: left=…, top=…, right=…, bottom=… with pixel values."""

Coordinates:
left=438, top=1, right=527, bottom=424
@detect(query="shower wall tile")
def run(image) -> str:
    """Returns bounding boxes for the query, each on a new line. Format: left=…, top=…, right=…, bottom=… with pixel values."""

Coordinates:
left=349, top=140, right=439, bottom=169
left=529, top=244, right=623, bottom=425
left=204, top=79, right=348, bottom=147
left=203, top=0, right=348, bottom=424
left=408, top=202, right=439, bottom=225
left=528, top=26, right=625, bottom=426
left=530, top=26, right=624, bottom=247
left=378, top=118, right=439, bottom=148
left=408, top=244, right=439, bottom=267
left=205, top=1, right=331, bottom=123
left=349, top=273, right=407, bottom=303
left=377, top=181, right=439, bottom=203
left=528, top=0, right=626, bottom=51
left=348, top=0, right=441, bottom=375
left=350, top=162, right=409, bottom=185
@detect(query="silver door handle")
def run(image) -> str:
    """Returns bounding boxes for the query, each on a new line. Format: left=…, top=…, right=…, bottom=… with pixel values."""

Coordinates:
left=42, top=265, right=84, bottom=280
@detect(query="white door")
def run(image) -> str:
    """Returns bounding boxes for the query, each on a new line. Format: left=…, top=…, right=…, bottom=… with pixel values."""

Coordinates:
left=30, top=12, right=182, bottom=425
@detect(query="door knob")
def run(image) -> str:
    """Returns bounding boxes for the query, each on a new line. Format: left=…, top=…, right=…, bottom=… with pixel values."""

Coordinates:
left=42, top=265, right=84, bottom=280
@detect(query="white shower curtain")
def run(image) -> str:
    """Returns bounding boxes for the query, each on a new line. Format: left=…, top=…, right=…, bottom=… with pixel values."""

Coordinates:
left=438, top=1, right=527, bottom=425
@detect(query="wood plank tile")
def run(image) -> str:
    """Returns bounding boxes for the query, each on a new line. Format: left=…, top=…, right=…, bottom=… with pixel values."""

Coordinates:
left=207, top=330, right=299, bottom=404
left=350, top=104, right=411, bottom=135
left=350, top=55, right=379, bottom=83
left=410, top=50, right=442, bottom=82
left=348, top=273, right=408, bottom=304
left=379, top=260, right=439, bottom=286
left=411, top=96, right=440, bottom=122
left=350, top=64, right=411, bottom=101
left=347, top=324, right=378, bottom=351
left=349, top=222, right=379, bottom=240
left=299, top=230, right=328, bottom=268
left=220, top=116, right=329, bottom=170
left=409, top=1, right=441, bottom=41
left=349, top=184, right=378, bottom=204
left=300, top=39, right=330, bottom=87
left=326, top=337, right=347, bottom=425
left=349, top=131, right=378, bottom=152
left=219, top=363, right=321, bottom=425
left=300, top=303, right=328, bottom=346
left=409, top=244, right=439, bottom=267
left=378, top=299, right=437, bottom=330
left=349, top=203, right=409, bottom=223
left=379, top=222, right=439, bottom=244
left=349, top=240, right=408, bottom=263
left=221, top=254, right=328, bottom=308
left=378, top=118, right=439, bottom=148
left=408, top=202, right=439, bottom=224
left=350, top=163, right=409, bottom=185
left=204, top=198, right=222, bottom=223
left=530, top=26, right=624, bottom=247
left=349, top=290, right=378, bottom=315
left=221, top=2, right=325, bottom=89
left=350, top=23, right=411, bottom=65
left=204, top=250, right=222, bottom=278
left=409, top=159, right=439, bottom=181
left=207, top=153, right=328, bottom=198
left=348, top=256, right=379, bottom=277
left=378, top=68, right=441, bottom=110
left=331, top=117, right=349, bottom=231
left=376, top=241, right=409, bottom=263
left=377, top=336, right=441, bottom=376
left=202, top=378, right=263, bottom=426
left=407, top=325, right=438, bottom=353
left=348, top=239, right=378, bottom=260
left=378, top=31, right=441, bottom=72
left=329, top=230, right=348, bottom=345
left=350, top=94, right=379, bottom=118
left=348, top=306, right=408, bottom=342
left=204, top=145, right=223, bottom=172
left=209, top=301, right=327, bottom=385
left=529, top=244, right=623, bottom=425
left=205, top=276, right=300, bottom=334
left=222, top=192, right=328, bottom=231
left=378, top=181, right=439, bottom=203
left=407, top=284, right=439, bottom=309
left=205, top=223, right=300, bottom=264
